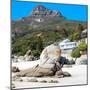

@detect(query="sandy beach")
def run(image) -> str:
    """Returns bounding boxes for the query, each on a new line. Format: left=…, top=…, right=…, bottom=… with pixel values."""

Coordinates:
left=12, top=61, right=87, bottom=89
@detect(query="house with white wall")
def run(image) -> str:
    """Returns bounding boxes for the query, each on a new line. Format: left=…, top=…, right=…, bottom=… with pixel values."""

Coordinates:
left=59, top=39, right=77, bottom=51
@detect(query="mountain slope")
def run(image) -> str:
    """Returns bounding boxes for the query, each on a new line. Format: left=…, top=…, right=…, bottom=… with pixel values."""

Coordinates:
left=11, top=5, right=87, bottom=56
left=12, top=5, right=87, bottom=33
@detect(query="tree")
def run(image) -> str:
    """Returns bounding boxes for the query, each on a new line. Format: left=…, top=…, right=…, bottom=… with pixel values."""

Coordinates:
left=78, top=41, right=87, bottom=51
left=71, top=48, right=81, bottom=61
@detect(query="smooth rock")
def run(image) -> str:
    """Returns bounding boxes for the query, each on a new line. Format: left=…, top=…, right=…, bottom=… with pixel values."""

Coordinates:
left=76, top=55, right=87, bottom=65
left=39, top=44, right=61, bottom=65
left=12, top=66, right=20, bottom=73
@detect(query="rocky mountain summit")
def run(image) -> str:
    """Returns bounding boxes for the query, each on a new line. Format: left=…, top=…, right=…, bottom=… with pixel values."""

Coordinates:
left=11, top=5, right=65, bottom=38
left=31, top=5, right=62, bottom=17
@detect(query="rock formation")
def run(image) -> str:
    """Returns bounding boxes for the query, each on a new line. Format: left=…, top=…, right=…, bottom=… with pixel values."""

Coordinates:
left=24, top=50, right=34, bottom=61
left=39, top=44, right=61, bottom=65
left=12, top=66, right=20, bottom=73
left=14, top=44, right=71, bottom=78
left=31, top=5, right=62, bottom=17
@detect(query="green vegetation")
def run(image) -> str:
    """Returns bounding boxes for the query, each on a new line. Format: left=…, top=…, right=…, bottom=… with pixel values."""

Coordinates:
left=12, top=18, right=87, bottom=57
left=69, top=23, right=85, bottom=41
left=78, top=41, right=87, bottom=51
left=69, top=32, right=80, bottom=41
left=32, top=50, right=41, bottom=57
left=78, top=23, right=84, bottom=33
left=71, top=48, right=81, bottom=61
left=12, top=31, right=62, bottom=57
left=71, top=41, right=87, bottom=61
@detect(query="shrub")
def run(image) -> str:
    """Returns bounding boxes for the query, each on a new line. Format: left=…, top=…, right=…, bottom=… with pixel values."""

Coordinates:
left=69, top=32, right=80, bottom=41
left=73, top=32, right=80, bottom=40
left=36, top=36, right=43, bottom=51
left=69, top=35, right=74, bottom=41
left=12, top=35, right=44, bottom=57
left=78, top=41, right=87, bottom=51
left=32, top=50, right=41, bottom=57
left=71, top=48, right=81, bottom=59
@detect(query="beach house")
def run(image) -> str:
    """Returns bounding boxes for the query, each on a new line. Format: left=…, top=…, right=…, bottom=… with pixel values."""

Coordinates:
left=59, top=39, right=77, bottom=51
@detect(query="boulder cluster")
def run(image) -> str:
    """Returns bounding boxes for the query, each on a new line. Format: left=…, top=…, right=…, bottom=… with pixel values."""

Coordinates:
left=13, top=44, right=71, bottom=78
left=12, top=50, right=38, bottom=62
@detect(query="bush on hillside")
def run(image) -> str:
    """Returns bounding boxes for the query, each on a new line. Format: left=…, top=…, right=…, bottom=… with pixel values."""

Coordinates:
left=71, top=48, right=81, bottom=60
left=32, top=50, right=40, bottom=57
left=78, top=41, right=87, bottom=51
left=69, top=32, right=80, bottom=41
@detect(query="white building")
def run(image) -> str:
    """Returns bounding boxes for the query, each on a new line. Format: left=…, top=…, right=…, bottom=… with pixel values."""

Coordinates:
left=59, top=39, right=77, bottom=50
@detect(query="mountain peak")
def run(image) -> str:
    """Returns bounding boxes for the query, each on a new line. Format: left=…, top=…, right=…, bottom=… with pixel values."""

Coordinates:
left=34, top=5, right=46, bottom=10
left=31, top=5, right=62, bottom=17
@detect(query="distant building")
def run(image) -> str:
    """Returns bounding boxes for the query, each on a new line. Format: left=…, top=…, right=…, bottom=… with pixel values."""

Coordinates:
left=59, top=39, right=77, bottom=50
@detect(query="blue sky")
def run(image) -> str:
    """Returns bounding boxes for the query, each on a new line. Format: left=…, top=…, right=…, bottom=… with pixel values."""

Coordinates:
left=12, top=0, right=88, bottom=21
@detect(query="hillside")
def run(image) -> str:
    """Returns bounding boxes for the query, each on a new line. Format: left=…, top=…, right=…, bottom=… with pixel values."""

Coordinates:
left=11, top=5, right=87, bottom=56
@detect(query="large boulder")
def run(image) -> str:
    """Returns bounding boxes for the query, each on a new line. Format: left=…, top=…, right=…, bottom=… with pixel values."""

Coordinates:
left=39, top=64, right=55, bottom=69
left=15, top=64, right=71, bottom=78
left=14, top=44, right=71, bottom=78
left=15, top=66, right=55, bottom=77
left=39, top=44, right=61, bottom=65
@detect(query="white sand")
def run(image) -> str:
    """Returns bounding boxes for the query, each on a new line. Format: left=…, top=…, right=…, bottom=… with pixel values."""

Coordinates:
left=12, top=60, right=40, bottom=70
left=12, top=61, right=87, bottom=89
